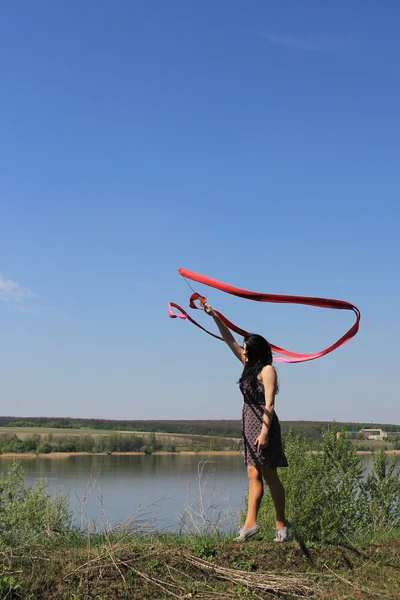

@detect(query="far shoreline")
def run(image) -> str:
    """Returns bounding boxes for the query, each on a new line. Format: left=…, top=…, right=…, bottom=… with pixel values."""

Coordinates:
left=1, top=450, right=400, bottom=459
left=0, top=450, right=243, bottom=459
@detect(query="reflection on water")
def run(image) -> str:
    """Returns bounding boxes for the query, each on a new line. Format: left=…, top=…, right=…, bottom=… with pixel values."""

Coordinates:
left=0, top=453, right=398, bottom=532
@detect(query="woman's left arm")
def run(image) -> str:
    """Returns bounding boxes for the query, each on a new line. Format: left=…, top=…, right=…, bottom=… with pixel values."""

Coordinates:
left=254, top=366, right=276, bottom=452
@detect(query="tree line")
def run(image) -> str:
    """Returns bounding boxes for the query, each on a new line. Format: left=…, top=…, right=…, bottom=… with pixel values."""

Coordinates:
left=0, top=432, right=241, bottom=455
left=0, top=432, right=168, bottom=454
left=0, top=417, right=242, bottom=437
left=2, top=416, right=400, bottom=439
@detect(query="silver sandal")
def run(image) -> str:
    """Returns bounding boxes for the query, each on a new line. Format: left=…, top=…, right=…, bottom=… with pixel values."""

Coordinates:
left=234, top=524, right=260, bottom=542
left=273, top=520, right=291, bottom=543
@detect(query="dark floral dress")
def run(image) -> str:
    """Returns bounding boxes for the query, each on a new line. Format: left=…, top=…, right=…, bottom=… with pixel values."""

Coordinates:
left=239, top=375, right=288, bottom=469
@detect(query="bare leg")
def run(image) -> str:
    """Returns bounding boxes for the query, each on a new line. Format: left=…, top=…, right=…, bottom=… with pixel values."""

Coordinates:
left=261, top=466, right=286, bottom=529
left=243, top=465, right=264, bottom=529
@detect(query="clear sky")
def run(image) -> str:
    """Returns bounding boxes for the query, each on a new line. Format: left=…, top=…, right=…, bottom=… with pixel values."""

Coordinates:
left=1, top=1, right=399, bottom=423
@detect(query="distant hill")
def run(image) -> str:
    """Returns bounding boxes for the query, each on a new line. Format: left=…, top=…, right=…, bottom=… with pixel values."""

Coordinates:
left=1, top=416, right=399, bottom=439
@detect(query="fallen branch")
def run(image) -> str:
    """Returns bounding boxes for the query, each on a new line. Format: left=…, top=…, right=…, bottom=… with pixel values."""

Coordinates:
left=185, top=553, right=315, bottom=595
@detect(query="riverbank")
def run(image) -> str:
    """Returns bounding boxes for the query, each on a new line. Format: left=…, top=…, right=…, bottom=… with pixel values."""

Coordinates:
left=2, top=532, right=399, bottom=599
left=1, top=449, right=400, bottom=459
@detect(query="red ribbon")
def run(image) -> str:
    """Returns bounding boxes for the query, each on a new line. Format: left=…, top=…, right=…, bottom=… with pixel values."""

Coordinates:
left=168, top=268, right=360, bottom=363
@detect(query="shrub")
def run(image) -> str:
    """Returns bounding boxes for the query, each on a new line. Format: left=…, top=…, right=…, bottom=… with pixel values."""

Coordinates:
left=256, top=427, right=400, bottom=543
left=209, top=438, right=225, bottom=451
left=362, top=447, right=400, bottom=533
left=93, top=436, right=108, bottom=453
left=148, top=433, right=162, bottom=451
left=0, top=462, right=72, bottom=546
left=162, top=442, right=177, bottom=453
left=37, top=441, right=53, bottom=454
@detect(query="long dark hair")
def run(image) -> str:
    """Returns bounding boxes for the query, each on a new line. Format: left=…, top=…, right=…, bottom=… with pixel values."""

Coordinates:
left=239, top=333, right=279, bottom=393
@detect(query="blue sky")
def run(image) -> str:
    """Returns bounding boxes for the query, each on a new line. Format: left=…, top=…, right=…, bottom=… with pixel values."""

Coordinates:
left=1, top=1, right=399, bottom=423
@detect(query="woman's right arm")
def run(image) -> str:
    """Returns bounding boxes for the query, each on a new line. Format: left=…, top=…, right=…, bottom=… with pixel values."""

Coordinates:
left=203, top=304, right=245, bottom=364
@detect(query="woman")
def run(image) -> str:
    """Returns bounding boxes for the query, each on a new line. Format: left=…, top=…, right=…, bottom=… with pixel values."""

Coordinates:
left=204, top=303, right=290, bottom=543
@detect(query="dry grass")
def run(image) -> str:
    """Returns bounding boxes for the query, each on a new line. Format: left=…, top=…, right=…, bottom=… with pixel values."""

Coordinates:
left=2, top=534, right=400, bottom=599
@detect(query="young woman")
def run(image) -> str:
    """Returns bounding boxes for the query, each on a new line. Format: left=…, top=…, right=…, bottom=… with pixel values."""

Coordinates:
left=204, top=303, right=290, bottom=542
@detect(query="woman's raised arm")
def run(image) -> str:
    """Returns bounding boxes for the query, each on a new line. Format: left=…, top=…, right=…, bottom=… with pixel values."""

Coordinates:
left=203, top=304, right=245, bottom=364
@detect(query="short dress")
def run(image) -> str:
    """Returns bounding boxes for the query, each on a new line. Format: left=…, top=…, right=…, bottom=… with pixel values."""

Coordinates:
left=240, top=375, right=288, bottom=468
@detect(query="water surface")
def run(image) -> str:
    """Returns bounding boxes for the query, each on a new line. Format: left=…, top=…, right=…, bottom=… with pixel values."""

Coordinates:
left=1, top=453, right=397, bottom=532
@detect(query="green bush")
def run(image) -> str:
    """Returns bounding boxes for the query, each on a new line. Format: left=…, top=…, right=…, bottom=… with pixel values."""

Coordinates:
left=37, top=441, right=52, bottom=454
left=148, top=432, right=162, bottom=451
left=162, top=442, right=177, bottom=452
left=93, top=436, right=108, bottom=453
left=0, top=433, right=20, bottom=453
left=0, top=462, right=72, bottom=546
left=0, top=432, right=151, bottom=455
left=256, top=427, right=400, bottom=543
left=362, top=447, right=400, bottom=533
left=209, top=438, right=226, bottom=451
left=355, top=443, right=376, bottom=452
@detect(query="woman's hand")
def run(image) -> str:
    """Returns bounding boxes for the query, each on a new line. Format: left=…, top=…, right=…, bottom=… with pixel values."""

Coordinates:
left=254, top=434, right=268, bottom=453
left=202, top=303, right=215, bottom=317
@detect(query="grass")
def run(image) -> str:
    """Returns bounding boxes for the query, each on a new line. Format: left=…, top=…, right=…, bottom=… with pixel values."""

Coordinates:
left=1, top=531, right=400, bottom=599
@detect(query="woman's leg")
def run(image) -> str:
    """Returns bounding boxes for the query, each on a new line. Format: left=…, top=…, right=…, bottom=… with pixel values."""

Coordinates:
left=261, top=466, right=286, bottom=529
left=243, top=465, right=264, bottom=529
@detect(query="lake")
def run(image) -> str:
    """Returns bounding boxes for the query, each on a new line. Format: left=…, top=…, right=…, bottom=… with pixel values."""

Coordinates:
left=1, top=453, right=398, bottom=533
